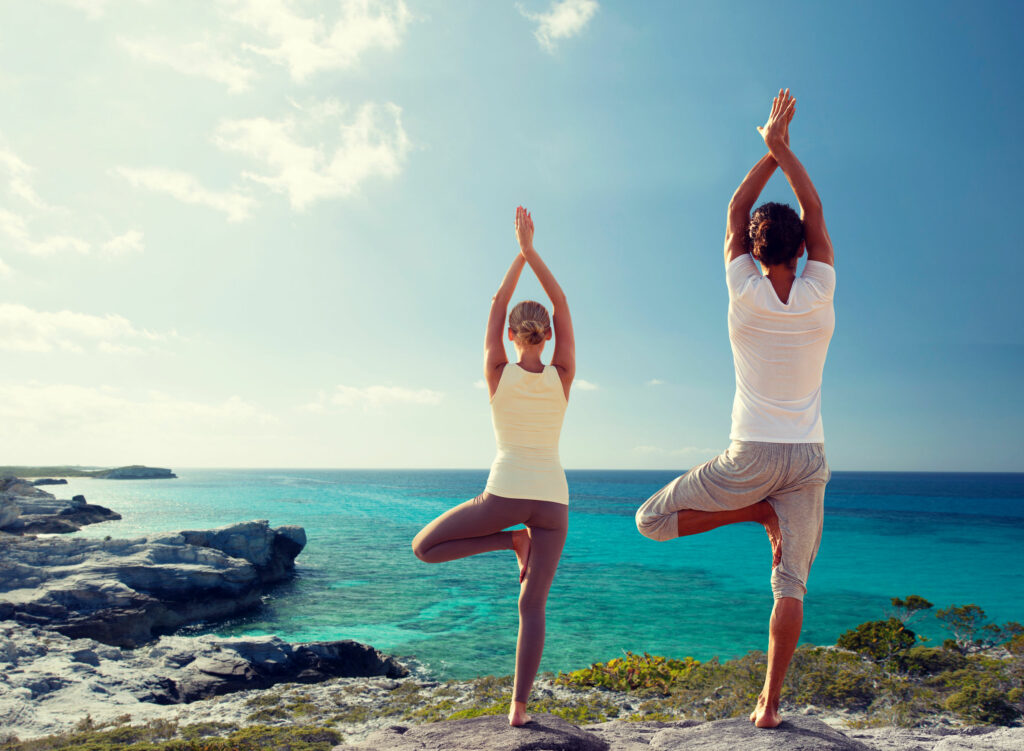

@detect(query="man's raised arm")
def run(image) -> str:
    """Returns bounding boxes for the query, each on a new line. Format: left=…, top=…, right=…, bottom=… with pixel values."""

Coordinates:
left=725, top=154, right=778, bottom=265
left=759, top=89, right=834, bottom=267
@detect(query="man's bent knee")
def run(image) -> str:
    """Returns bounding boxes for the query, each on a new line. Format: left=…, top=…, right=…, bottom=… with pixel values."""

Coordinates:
left=635, top=505, right=678, bottom=541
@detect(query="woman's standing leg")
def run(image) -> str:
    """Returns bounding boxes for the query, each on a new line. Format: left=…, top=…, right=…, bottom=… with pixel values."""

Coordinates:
left=509, top=500, right=568, bottom=725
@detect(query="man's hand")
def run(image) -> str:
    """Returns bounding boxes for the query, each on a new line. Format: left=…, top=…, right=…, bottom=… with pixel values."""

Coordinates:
left=758, top=88, right=795, bottom=150
left=515, top=205, right=535, bottom=254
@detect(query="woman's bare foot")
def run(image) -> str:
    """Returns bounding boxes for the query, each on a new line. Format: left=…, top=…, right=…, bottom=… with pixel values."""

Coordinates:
left=508, top=700, right=531, bottom=726
left=749, top=692, right=782, bottom=728
left=756, top=501, right=783, bottom=567
left=512, top=528, right=532, bottom=583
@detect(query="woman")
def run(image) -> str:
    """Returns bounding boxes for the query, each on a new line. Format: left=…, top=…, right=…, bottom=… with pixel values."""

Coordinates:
left=411, top=205, right=575, bottom=727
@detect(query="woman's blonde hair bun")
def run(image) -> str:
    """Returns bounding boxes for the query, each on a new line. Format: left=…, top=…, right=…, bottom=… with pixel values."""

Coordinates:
left=509, top=300, right=551, bottom=346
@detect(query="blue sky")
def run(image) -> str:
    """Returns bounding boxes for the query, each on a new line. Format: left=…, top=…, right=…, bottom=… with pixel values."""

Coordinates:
left=0, top=0, right=1021, bottom=471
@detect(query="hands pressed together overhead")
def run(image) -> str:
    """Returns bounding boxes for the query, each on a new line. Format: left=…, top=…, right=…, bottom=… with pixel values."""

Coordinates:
left=758, top=88, right=795, bottom=148
left=515, top=205, right=535, bottom=255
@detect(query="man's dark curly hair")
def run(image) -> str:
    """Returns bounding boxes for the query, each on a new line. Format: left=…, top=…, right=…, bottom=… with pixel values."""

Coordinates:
left=747, top=202, right=804, bottom=266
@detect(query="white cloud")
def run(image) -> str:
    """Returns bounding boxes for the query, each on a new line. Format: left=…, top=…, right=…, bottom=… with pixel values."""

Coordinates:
left=0, top=149, right=49, bottom=209
left=0, top=257, right=10, bottom=276
left=0, top=144, right=139, bottom=260
left=118, top=36, right=256, bottom=93
left=214, top=100, right=409, bottom=210
left=102, top=230, right=145, bottom=256
left=473, top=379, right=488, bottom=390
left=227, top=0, right=411, bottom=81
left=0, top=382, right=274, bottom=436
left=0, top=209, right=91, bottom=256
left=54, top=0, right=118, bottom=19
left=114, top=166, right=256, bottom=222
left=0, top=303, right=174, bottom=353
left=304, top=384, right=443, bottom=412
left=646, top=378, right=665, bottom=386
left=518, top=0, right=598, bottom=52
left=574, top=378, right=599, bottom=391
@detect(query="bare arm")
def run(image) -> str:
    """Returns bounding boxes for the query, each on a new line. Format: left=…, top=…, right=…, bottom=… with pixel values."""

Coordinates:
left=515, top=206, right=575, bottom=397
left=484, top=253, right=527, bottom=397
left=725, top=97, right=795, bottom=265
left=725, top=153, right=778, bottom=264
left=759, top=89, right=834, bottom=266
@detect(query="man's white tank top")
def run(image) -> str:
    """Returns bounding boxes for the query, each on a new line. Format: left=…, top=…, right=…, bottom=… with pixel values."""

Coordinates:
left=484, top=363, right=569, bottom=504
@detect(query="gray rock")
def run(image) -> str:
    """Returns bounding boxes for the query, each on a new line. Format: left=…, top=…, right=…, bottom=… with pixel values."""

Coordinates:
left=0, top=622, right=409, bottom=739
left=342, top=713, right=609, bottom=751
left=31, top=479, right=68, bottom=486
left=0, top=496, right=20, bottom=528
left=0, top=480, right=119, bottom=534
left=931, top=727, right=1024, bottom=750
left=647, top=716, right=872, bottom=750
left=583, top=720, right=700, bottom=751
left=0, top=520, right=306, bottom=646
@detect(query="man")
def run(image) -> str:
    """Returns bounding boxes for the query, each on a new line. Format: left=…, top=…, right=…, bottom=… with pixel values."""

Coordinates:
left=635, top=88, right=835, bottom=728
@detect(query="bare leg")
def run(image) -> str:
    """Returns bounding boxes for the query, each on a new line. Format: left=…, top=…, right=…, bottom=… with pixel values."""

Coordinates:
left=678, top=500, right=781, bottom=566
left=750, top=596, right=803, bottom=728
left=412, top=494, right=526, bottom=564
left=509, top=504, right=567, bottom=725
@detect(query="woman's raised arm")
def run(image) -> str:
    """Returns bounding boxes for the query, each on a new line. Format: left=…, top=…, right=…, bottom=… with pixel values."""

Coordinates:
left=485, top=253, right=527, bottom=396
left=515, top=206, right=575, bottom=398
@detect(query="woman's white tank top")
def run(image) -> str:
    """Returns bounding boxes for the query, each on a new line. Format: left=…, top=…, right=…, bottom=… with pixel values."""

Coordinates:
left=484, top=363, right=569, bottom=504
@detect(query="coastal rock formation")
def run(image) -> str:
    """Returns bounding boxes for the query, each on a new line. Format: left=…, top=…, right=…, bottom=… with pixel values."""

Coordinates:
left=342, top=716, right=877, bottom=750
left=95, top=465, right=177, bottom=480
left=0, top=519, right=306, bottom=646
left=0, top=479, right=121, bottom=534
left=635, top=716, right=872, bottom=749
left=30, top=478, right=68, bottom=486
left=0, top=622, right=407, bottom=741
left=344, top=714, right=611, bottom=751
left=0, top=496, right=20, bottom=528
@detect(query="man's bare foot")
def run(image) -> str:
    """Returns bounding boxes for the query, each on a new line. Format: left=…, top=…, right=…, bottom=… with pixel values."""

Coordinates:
left=757, top=501, right=783, bottom=568
left=749, top=692, right=782, bottom=728
left=512, top=528, right=531, bottom=583
left=508, top=701, right=531, bottom=726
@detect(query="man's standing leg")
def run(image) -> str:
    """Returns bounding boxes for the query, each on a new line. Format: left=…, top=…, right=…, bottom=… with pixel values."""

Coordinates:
left=751, top=454, right=827, bottom=727
left=751, top=597, right=803, bottom=727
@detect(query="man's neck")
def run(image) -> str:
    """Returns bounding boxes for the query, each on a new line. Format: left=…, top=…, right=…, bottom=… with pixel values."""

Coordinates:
left=761, top=261, right=798, bottom=304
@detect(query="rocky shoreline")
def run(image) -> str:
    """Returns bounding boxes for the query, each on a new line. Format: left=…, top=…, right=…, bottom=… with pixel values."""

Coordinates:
left=0, top=477, right=120, bottom=534
left=0, top=477, right=1021, bottom=750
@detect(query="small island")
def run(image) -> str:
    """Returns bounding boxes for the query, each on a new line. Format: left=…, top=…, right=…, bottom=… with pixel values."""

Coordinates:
left=0, top=464, right=177, bottom=480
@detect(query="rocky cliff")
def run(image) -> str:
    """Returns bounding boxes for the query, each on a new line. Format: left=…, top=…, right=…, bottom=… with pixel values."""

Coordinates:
left=0, top=519, right=306, bottom=647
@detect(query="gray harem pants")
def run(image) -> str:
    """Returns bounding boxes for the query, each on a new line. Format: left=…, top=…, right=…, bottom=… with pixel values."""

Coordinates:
left=635, top=441, right=830, bottom=601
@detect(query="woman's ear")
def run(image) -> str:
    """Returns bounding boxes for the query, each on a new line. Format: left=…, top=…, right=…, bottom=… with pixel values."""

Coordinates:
left=799, top=241, right=806, bottom=258
left=545, top=329, right=553, bottom=341
left=508, top=327, right=516, bottom=341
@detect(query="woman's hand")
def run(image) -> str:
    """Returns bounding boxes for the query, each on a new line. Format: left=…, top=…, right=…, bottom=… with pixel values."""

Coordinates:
left=515, top=205, right=535, bottom=254
left=757, top=88, right=795, bottom=150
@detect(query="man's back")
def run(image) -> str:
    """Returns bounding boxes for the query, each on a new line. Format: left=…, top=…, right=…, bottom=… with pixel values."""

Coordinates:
left=726, top=255, right=836, bottom=443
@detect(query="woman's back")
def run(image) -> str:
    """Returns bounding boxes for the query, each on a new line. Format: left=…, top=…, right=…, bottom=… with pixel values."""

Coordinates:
left=486, top=363, right=568, bottom=503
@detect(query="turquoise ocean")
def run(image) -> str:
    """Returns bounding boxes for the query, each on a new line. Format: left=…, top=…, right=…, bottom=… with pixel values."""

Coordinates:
left=62, top=470, right=1024, bottom=680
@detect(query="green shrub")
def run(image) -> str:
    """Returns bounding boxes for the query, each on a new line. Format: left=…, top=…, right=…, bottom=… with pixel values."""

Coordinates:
left=945, top=684, right=1018, bottom=725
left=557, top=652, right=700, bottom=694
left=899, top=646, right=967, bottom=676
left=836, top=618, right=916, bottom=662
left=1007, top=634, right=1024, bottom=657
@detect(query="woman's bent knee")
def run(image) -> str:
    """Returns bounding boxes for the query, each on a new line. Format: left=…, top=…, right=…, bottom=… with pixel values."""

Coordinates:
left=411, top=531, right=434, bottom=562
